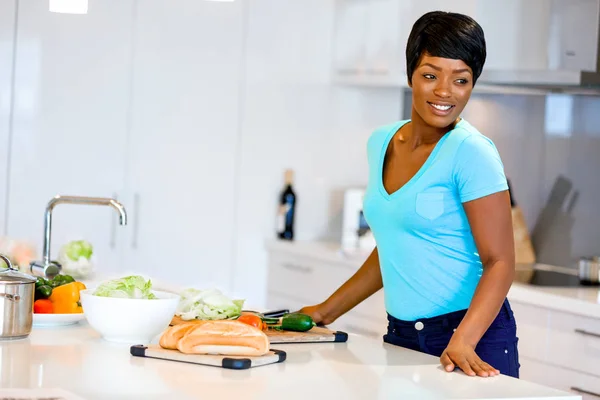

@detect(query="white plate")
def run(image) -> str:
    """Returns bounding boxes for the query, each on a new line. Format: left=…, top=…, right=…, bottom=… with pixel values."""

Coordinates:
left=33, top=313, right=86, bottom=327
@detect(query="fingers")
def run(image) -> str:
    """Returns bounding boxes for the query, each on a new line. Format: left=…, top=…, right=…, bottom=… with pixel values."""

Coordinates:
left=477, top=359, right=500, bottom=376
left=444, top=354, right=496, bottom=377
left=456, top=357, right=477, bottom=377
left=440, top=351, right=455, bottom=372
left=460, top=356, right=500, bottom=377
left=469, top=358, right=490, bottom=377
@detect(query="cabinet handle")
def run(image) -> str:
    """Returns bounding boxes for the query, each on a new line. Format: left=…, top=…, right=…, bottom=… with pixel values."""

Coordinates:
left=109, top=192, right=118, bottom=249
left=574, top=329, right=600, bottom=339
left=131, top=193, right=140, bottom=249
left=571, top=387, right=600, bottom=398
left=344, top=324, right=380, bottom=338
left=365, top=68, right=390, bottom=75
left=282, top=263, right=313, bottom=274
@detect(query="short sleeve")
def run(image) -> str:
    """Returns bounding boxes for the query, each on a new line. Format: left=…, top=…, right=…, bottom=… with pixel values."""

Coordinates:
left=452, top=134, right=508, bottom=203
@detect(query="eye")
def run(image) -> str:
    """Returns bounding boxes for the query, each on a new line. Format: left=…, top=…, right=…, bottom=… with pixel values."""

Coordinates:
left=423, top=74, right=435, bottom=80
left=456, top=78, right=469, bottom=85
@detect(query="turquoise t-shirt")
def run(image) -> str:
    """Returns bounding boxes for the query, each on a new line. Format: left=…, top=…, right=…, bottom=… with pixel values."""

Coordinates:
left=362, top=119, right=508, bottom=321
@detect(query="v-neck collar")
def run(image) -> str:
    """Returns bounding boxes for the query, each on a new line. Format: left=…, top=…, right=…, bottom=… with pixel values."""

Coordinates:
left=378, top=120, right=461, bottom=200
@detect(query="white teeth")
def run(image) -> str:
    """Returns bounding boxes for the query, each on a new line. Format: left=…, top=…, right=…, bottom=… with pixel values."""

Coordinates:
left=430, top=103, right=452, bottom=111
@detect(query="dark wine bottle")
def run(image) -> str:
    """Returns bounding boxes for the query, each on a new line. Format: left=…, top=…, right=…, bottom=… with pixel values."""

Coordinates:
left=277, top=169, right=296, bottom=240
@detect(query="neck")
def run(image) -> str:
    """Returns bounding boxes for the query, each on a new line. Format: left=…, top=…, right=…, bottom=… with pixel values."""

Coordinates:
left=405, top=108, right=459, bottom=149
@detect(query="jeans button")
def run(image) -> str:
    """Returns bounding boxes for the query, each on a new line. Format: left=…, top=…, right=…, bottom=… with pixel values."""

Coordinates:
left=415, top=321, right=424, bottom=331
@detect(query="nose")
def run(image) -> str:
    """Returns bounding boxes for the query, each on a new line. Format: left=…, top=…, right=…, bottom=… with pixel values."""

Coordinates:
left=433, top=79, right=452, bottom=98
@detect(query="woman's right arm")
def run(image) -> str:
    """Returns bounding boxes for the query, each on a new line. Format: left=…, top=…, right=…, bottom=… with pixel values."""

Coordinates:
left=299, top=247, right=383, bottom=325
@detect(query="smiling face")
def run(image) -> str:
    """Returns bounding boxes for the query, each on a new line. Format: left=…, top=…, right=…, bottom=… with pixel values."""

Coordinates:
left=409, top=53, right=474, bottom=129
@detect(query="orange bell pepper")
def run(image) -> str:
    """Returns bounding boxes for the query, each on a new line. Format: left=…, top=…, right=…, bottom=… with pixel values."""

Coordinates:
left=49, top=281, right=86, bottom=314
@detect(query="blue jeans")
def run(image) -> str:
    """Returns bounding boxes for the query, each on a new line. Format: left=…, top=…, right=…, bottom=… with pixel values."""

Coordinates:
left=383, top=299, right=520, bottom=378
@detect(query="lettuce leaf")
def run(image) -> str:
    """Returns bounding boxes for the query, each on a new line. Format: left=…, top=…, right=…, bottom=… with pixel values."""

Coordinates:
left=93, top=275, right=156, bottom=299
left=60, top=240, right=93, bottom=261
left=176, top=288, right=244, bottom=320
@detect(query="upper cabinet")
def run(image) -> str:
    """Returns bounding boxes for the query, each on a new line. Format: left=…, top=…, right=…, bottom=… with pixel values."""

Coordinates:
left=3, top=0, right=245, bottom=288
left=0, top=0, right=15, bottom=235
left=6, top=1, right=134, bottom=270
left=332, top=0, right=600, bottom=90
left=332, top=0, right=478, bottom=87
left=332, top=0, right=410, bottom=87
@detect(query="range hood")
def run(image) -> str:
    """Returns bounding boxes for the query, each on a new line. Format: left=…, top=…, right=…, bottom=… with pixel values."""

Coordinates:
left=474, top=0, right=600, bottom=91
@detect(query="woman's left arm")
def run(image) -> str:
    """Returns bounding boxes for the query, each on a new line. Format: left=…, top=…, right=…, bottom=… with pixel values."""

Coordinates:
left=440, top=190, right=515, bottom=377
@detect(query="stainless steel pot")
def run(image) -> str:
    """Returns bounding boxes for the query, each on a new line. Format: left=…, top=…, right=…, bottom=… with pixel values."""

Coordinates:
left=579, top=256, right=600, bottom=286
left=0, top=254, right=36, bottom=340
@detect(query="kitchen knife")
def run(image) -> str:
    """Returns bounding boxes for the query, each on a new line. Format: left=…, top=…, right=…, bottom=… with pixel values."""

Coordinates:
left=242, top=309, right=290, bottom=318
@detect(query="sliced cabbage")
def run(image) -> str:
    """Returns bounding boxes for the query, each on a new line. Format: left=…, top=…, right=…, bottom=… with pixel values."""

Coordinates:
left=58, top=240, right=94, bottom=278
left=61, top=240, right=93, bottom=261
left=93, top=275, right=156, bottom=299
left=176, top=288, right=244, bottom=320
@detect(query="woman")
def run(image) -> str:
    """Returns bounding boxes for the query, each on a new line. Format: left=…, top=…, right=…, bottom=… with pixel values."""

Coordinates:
left=300, top=11, right=519, bottom=378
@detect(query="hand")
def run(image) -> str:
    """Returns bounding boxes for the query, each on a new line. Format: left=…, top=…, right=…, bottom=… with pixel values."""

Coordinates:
left=297, top=304, right=332, bottom=325
left=440, top=336, right=500, bottom=377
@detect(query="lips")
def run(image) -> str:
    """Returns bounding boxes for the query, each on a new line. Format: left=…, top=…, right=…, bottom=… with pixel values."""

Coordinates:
left=427, top=101, right=454, bottom=116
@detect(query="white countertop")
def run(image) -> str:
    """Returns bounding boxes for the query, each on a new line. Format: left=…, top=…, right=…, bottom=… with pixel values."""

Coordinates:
left=1, top=321, right=581, bottom=400
left=508, top=283, right=600, bottom=319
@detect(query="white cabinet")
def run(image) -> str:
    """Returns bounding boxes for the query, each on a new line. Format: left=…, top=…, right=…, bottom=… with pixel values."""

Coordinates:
left=121, top=0, right=244, bottom=290
left=476, top=0, right=599, bottom=74
left=472, top=0, right=552, bottom=72
left=511, top=300, right=600, bottom=399
left=332, top=0, right=480, bottom=87
left=6, top=1, right=133, bottom=270
left=333, top=0, right=600, bottom=88
left=265, top=240, right=388, bottom=339
left=332, top=0, right=411, bottom=87
left=0, top=0, right=15, bottom=235
left=4, top=0, right=244, bottom=289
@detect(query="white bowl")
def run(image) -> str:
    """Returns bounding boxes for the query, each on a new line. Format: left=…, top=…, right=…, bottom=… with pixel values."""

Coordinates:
left=80, top=289, right=180, bottom=344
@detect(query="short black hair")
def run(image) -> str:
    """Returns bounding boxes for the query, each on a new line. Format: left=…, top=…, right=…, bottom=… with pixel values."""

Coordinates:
left=406, top=11, right=486, bottom=85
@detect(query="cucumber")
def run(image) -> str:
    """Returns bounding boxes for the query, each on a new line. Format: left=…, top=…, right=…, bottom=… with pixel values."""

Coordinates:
left=280, top=313, right=316, bottom=332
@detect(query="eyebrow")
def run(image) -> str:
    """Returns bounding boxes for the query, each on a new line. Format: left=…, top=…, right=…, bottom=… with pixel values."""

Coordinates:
left=421, top=62, right=472, bottom=75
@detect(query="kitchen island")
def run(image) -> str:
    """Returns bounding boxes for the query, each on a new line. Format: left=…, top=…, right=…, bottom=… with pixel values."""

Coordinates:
left=1, top=321, right=580, bottom=400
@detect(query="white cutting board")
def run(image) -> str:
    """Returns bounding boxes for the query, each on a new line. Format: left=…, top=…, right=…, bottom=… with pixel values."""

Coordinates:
left=130, top=345, right=286, bottom=369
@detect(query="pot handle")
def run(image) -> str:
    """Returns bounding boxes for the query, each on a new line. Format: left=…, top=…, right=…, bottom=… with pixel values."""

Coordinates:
left=0, top=254, right=17, bottom=271
left=0, top=293, right=20, bottom=302
left=0, top=254, right=23, bottom=301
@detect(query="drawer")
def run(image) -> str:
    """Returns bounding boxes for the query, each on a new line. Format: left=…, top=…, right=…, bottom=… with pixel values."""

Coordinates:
left=546, top=309, right=600, bottom=377
left=267, top=253, right=387, bottom=322
left=521, top=356, right=600, bottom=399
left=267, top=253, right=357, bottom=307
left=510, top=301, right=551, bottom=360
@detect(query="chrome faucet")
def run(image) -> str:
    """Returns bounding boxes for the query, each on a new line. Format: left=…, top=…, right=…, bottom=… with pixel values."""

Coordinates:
left=29, top=195, right=127, bottom=279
